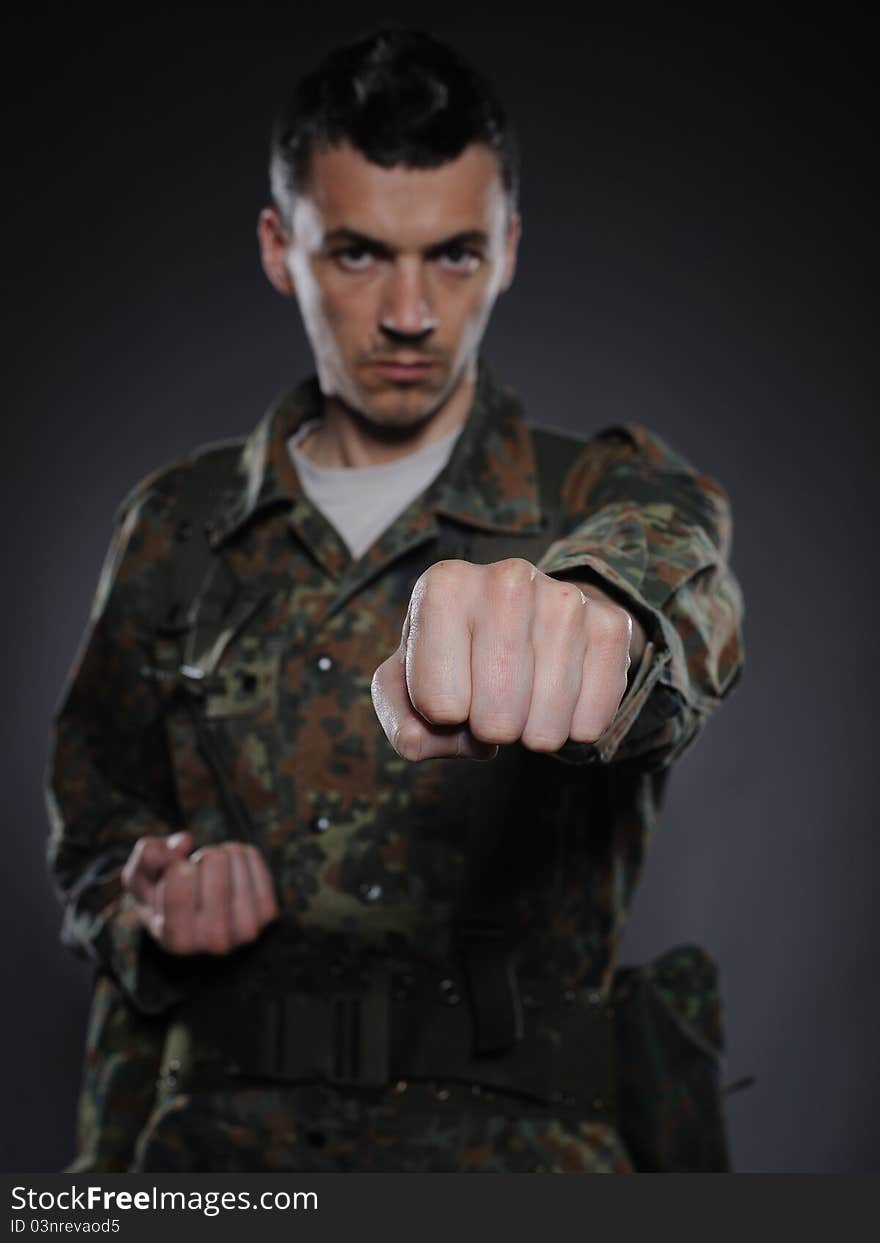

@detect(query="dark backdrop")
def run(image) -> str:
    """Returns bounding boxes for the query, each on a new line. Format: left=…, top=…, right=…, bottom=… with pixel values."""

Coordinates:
left=4, top=5, right=877, bottom=1172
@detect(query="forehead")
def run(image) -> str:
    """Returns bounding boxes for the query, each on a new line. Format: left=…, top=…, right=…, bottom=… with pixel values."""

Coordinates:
left=295, top=141, right=507, bottom=244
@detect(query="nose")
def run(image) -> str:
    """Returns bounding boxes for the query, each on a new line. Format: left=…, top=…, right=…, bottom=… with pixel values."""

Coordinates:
left=379, top=262, right=437, bottom=342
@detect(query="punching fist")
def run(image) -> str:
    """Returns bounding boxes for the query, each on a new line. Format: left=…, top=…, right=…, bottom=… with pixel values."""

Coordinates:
left=371, top=558, right=643, bottom=762
left=121, top=831, right=279, bottom=955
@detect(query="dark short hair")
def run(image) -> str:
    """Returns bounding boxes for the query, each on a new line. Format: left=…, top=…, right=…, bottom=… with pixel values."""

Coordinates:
left=269, top=28, right=519, bottom=227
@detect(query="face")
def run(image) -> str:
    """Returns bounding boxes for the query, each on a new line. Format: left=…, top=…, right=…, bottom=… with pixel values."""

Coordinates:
left=258, top=141, right=520, bottom=429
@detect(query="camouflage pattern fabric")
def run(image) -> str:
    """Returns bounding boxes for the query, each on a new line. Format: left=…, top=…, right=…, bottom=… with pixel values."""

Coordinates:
left=46, top=356, right=744, bottom=1172
left=133, top=1084, right=633, bottom=1173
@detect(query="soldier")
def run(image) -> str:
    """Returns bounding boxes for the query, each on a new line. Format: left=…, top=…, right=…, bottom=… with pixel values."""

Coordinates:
left=46, top=28, right=745, bottom=1173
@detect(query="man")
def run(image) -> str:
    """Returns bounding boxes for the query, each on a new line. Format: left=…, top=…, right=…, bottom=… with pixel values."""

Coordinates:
left=46, top=28, right=744, bottom=1173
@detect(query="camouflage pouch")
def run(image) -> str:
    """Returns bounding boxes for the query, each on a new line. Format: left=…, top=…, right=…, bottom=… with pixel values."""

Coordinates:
left=611, top=943, right=731, bottom=1172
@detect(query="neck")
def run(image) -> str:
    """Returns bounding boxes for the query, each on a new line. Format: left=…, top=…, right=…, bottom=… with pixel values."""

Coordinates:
left=299, top=360, right=476, bottom=469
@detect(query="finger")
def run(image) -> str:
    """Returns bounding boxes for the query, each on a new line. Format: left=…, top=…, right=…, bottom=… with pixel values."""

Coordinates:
left=145, top=874, right=166, bottom=939
left=126, top=872, right=164, bottom=940
left=228, top=844, right=261, bottom=944
left=121, top=832, right=194, bottom=906
left=121, top=837, right=168, bottom=904
left=160, top=857, right=200, bottom=954
left=468, top=559, right=535, bottom=745
left=404, top=561, right=475, bottom=726
left=192, top=849, right=233, bottom=955
left=243, top=846, right=280, bottom=926
left=520, top=576, right=589, bottom=751
left=372, top=647, right=496, bottom=762
left=569, top=600, right=633, bottom=742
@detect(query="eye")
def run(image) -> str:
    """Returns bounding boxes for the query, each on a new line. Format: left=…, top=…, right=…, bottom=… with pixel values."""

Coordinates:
left=438, top=245, right=482, bottom=274
left=334, top=246, right=375, bottom=272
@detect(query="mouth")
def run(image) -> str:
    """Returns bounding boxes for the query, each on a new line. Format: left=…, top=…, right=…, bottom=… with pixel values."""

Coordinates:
left=369, top=358, right=437, bottom=382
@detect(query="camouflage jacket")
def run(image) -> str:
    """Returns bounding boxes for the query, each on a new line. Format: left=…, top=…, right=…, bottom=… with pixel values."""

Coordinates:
left=46, top=356, right=744, bottom=1173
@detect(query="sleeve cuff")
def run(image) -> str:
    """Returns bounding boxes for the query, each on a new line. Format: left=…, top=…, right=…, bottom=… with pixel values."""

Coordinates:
left=539, top=550, right=699, bottom=766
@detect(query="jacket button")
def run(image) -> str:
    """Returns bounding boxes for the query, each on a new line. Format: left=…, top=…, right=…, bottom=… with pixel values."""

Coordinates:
left=359, top=882, right=383, bottom=903
left=316, top=655, right=333, bottom=672
left=310, top=815, right=331, bottom=834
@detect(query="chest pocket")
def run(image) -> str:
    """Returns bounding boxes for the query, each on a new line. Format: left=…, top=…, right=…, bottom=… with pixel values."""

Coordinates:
left=203, top=633, right=282, bottom=723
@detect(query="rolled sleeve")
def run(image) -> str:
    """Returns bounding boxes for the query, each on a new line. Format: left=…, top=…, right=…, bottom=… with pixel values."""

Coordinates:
left=537, top=424, right=745, bottom=768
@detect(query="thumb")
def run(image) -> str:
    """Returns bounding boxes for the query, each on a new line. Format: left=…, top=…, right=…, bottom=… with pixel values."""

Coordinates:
left=165, top=830, right=194, bottom=860
left=123, top=831, right=193, bottom=892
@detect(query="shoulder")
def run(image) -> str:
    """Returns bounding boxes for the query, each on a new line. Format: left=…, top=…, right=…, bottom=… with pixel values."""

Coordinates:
left=531, top=420, right=733, bottom=553
left=112, top=436, right=246, bottom=529
left=528, top=420, right=702, bottom=506
left=530, top=419, right=697, bottom=471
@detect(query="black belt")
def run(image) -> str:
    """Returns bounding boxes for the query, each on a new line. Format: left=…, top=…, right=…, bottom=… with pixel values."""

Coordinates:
left=158, top=954, right=617, bottom=1122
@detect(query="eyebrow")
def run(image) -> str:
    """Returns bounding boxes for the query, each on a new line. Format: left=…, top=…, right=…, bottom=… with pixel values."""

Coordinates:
left=322, top=228, right=490, bottom=255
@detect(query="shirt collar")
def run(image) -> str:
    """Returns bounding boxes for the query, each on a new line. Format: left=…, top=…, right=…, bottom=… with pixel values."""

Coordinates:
left=208, top=354, right=543, bottom=548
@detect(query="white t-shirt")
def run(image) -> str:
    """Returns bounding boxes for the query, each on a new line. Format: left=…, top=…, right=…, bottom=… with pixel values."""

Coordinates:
left=287, top=419, right=464, bottom=560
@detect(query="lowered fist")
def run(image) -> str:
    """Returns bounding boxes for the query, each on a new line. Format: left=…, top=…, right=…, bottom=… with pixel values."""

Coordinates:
left=121, top=831, right=279, bottom=955
left=371, top=558, right=641, bottom=762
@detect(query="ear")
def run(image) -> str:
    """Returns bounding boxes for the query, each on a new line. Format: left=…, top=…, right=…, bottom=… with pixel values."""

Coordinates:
left=257, top=206, right=296, bottom=297
left=499, top=209, right=521, bottom=293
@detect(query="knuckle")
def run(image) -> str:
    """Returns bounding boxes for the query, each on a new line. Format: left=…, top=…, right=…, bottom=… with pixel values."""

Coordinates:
left=414, top=559, right=468, bottom=607
left=555, top=582, right=588, bottom=615
left=590, top=608, right=631, bottom=656
left=546, top=587, right=587, bottom=633
left=489, top=557, right=535, bottom=598
left=595, top=602, right=631, bottom=640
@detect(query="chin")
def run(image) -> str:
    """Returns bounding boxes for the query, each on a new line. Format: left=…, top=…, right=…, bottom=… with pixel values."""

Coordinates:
left=357, top=382, right=444, bottom=428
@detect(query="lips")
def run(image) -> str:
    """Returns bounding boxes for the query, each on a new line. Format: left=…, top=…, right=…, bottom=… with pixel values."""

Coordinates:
left=371, top=358, right=436, bottom=380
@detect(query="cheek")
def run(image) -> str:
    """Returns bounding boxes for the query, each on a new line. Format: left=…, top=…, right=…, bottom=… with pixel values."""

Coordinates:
left=290, top=259, right=360, bottom=337
left=316, top=278, right=375, bottom=337
left=452, top=282, right=496, bottom=337
left=445, top=270, right=496, bottom=321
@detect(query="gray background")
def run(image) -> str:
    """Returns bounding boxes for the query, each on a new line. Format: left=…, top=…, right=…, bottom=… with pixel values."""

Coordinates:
left=4, top=6, right=877, bottom=1172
